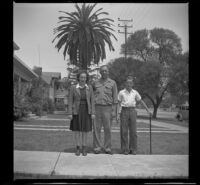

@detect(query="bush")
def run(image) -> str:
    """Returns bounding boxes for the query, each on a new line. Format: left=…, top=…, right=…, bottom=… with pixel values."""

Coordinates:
left=31, top=103, right=42, bottom=116
left=14, top=94, right=30, bottom=121
left=47, top=98, right=55, bottom=113
left=55, top=102, right=65, bottom=111
left=42, top=98, right=55, bottom=113
left=14, top=106, right=29, bottom=121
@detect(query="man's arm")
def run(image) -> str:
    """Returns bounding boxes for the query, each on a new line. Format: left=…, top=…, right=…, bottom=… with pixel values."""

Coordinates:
left=112, top=81, right=118, bottom=117
left=116, top=91, right=122, bottom=122
left=135, top=91, right=151, bottom=116
left=139, top=99, right=152, bottom=116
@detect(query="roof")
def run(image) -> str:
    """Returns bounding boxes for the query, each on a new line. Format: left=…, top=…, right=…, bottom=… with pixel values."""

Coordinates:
left=13, top=42, right=20, bottom=50
left=42, top=72, right=61, bottom=84
left=13, top=54, right=38, bottom=79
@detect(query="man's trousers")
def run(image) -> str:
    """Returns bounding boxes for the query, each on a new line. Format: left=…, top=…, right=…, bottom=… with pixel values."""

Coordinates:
left=93, top=105, right=112, bottom=151
left=120, top=107, right=137, bottom=152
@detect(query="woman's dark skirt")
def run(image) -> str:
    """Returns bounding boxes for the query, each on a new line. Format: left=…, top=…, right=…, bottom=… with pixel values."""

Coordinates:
left=70, top=102, right=92, bottom=132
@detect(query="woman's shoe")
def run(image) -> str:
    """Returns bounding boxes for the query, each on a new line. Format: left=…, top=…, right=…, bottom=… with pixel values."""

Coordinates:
left=82, top=146, right=87, bottom=156
left=75, top=146, right=80, bottom=156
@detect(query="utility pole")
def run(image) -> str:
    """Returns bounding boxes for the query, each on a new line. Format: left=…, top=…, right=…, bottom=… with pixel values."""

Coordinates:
left=118, top=18, right=133, bottom=62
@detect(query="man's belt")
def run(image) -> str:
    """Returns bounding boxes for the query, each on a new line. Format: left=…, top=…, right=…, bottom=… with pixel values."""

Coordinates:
left=122, top=107, right=135, bottom=110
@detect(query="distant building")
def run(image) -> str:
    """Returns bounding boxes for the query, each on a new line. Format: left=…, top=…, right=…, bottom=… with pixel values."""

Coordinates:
left=33, top=69, right=69, bottom=110
left=41, top=71, right=61, bottom=103
left=13, top=42, right=38, bottom=99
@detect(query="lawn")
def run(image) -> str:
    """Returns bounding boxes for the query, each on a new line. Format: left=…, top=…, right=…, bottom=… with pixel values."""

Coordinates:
left=27, top=111, right=189, bottom=127
left=14, top=119, right=162, bottom=128
left=14, top=129, right=188, bottom=155
left=46, top=114, right=69, bottom=119
left=137, top=115, right=189, bottom=127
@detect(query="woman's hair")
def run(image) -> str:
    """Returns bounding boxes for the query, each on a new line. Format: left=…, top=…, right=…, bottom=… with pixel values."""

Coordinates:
left=76, top=70, right=90, bottom=83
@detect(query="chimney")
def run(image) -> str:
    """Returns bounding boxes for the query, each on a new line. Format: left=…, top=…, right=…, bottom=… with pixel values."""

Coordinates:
left=33, top=66, right=42, bottom=77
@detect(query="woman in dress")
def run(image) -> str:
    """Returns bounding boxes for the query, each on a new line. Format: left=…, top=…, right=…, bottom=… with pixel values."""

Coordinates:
left=68, top=70, right=95, bottom=156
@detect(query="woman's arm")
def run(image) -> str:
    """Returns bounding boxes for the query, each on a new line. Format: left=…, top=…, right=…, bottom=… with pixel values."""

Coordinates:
left=90, top=85, right=95, bottom=116
left=68, top=85, right=74, bottom=116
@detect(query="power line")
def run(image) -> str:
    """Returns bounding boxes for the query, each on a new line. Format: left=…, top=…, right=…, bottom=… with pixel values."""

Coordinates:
left=122, top=3, right=133, bottom=19
left=130, top=4, right=143, bottom=27
left=134, top=4, right=152, bottom=31
left=132, top=4, right=148, bottom=30
left=119, top=4, right=130, bottom=19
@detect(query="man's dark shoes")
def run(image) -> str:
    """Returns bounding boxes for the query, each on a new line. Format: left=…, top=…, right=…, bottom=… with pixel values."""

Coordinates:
left=105, top=149, right=113, bottom=155
left=75, top=146, right=81, bottom=156
left=123, top=151, right=129, bottom=155
left=129, top=150, right=136, bottom=155
left=94, top=148, right=101, bottom=154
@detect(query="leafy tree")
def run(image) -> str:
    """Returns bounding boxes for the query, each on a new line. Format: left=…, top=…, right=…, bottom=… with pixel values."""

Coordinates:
left=168, top=52, right=188, bottom=105
left=136, top=61, right=163, bottom=118
left=109, top=58, right=162, bottom=117
left=108, top=57, right=143, bottom=90
left=27, top=77, right=44, bottom=116
left=119, top=28, right=185, bottom=118
left=120, top=29, right=153, bottom=62
left=52, top=3, right=117, bottom=70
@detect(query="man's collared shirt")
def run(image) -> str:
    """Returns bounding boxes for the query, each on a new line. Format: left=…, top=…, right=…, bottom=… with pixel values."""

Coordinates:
left=93, top=78, right=118, bottom=105
left=118, top=88, right=141, bottom=107
left=76, top=83, right=89, bottom=89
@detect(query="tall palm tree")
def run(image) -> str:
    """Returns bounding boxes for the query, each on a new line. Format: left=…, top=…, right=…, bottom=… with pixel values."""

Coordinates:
left=52, top=3, right=117, bottom=70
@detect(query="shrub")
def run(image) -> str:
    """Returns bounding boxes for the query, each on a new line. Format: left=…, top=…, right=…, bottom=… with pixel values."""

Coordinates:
left=55, top=102, right=65, bottom=111
left=43, top=98, right=55, bottom=113
left=14, top=94, right=30, bottom=121
left=31, top=103, right=42, bottom=116
left=47, top=98, right=55, bottom=113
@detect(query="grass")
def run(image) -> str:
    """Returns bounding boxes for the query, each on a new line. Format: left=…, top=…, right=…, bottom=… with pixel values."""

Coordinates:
left=27, top=111, right=189, bottom=127
left=14, top=120, right=161, bottom=128
left=14, top=129, right=188, bottom=154
left=46, top=114, right=69, bottom=119
left=137, top=115, right=189, bottom=127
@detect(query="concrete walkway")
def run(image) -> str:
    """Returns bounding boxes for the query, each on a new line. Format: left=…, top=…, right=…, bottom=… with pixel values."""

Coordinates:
left=14, top=150, right=188, bottom=179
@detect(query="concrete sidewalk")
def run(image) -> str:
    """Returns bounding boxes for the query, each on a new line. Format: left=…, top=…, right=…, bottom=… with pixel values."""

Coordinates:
left=14, top=150, right=188, bottom=179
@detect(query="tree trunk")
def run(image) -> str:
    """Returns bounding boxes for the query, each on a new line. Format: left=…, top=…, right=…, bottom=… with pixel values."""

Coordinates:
left=152, top=104, right=159, bottom=119
left=152, top=94, right=163, bottom=119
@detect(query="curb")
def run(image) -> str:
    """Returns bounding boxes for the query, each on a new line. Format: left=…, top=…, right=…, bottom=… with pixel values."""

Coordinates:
left=14, top=172, right=188, bottom=179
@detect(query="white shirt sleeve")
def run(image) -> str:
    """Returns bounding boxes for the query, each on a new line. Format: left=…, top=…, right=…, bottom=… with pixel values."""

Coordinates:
left=118, top=91, right=122, bottom=102
left=135, top=91, right=142, bottom=101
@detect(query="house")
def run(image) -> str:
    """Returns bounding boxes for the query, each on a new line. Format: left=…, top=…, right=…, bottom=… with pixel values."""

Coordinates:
left=54, top=77, right=69, bottom=110
left=37, top=70, right=69, bottom=110
left=42, top=72, right=61, bottom=103
left=13, top=42, right=38, bottom=98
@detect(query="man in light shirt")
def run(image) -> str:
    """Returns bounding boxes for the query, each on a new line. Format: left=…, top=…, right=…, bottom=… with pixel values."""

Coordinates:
left=117, top=76, right=152, bottom=155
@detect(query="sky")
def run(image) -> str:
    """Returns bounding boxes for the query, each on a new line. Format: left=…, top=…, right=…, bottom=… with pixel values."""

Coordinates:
left=13, top=3, right=189, bottom=78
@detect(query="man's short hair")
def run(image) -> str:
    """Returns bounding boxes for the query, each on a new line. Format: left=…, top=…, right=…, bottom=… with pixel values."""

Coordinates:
left=100, top=65, right=109, bottom=72
left=126, top=75, right=134, bottom=82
